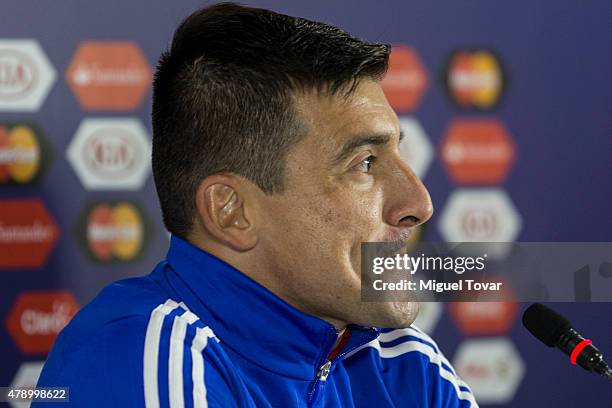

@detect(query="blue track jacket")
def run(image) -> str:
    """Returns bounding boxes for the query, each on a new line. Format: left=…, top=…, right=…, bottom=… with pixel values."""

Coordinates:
left=34, top=235, right=478, bottom=407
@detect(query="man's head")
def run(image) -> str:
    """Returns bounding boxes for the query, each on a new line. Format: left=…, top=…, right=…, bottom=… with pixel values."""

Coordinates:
left=152, top=2, right=433, bottom=329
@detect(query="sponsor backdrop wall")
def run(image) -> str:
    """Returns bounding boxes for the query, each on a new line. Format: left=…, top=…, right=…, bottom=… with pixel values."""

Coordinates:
left=1, top=1, right=611, bottom=406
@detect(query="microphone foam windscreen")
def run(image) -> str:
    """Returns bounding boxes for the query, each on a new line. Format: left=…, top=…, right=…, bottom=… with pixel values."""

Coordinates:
left=522, top=303, right=572, bottom=347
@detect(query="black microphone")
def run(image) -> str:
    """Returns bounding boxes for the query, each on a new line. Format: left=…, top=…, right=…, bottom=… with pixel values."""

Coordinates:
left=522, top=303, right=612, bottom=383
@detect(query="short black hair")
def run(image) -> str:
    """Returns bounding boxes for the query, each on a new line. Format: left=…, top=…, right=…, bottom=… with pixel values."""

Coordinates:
left=152, top=2, right=390, bottom=238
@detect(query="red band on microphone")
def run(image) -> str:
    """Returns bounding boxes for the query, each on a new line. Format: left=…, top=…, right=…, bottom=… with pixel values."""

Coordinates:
left=570, top=339, right=592, bottom=365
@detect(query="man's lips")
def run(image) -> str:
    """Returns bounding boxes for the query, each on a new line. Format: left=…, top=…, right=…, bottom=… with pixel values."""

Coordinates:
left=382, top=227, right=414, bottom=246
left=367, top=227, right=415, bottom=255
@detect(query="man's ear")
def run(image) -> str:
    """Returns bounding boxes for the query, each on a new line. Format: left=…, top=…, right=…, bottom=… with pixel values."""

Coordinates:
left=194, top=174, right=258, bottom=251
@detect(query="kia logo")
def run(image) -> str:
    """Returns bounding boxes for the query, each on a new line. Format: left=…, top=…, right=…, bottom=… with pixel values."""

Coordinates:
left=84, top=129, right=136, bottom=177
left=461, top=209, right=497, bottom=238
left=0, top=50, right=38, bottom=100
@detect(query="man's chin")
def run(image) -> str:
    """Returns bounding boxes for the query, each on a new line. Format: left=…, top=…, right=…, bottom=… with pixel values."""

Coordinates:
left=353, top=301, right=420, bottom=329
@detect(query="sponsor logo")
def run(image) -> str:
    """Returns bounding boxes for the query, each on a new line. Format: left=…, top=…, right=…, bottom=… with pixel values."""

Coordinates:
left=440, top=119, right=516, bottom=185
left=0, top=49, right=37, bottom=99
left=8, top=361, right=45, bottom=408
left=0, top=199, right=60, bottom=269
left=444, top=49, right=505, bottom=109
left=461, top=208, right=497, bottom=237
left=453, top=338, right=525, bottom=404
left=67, top=118, right=151, bottom=190
left=438, top=189, right=522, bottom=258
left=75, top=201, right=150, bottom=262
left=398, top=117, right=433, bottom=179
left=0, top=124, right=49, bottom=184
left=449, top=301, right=517, bottom=336
left=4, top=291, right=79, bottom=355
left=66, top=41, right=152, bottom=111
left=380, top=45, right=428, bottom=113
left=0, top=39, right=56, bottom=111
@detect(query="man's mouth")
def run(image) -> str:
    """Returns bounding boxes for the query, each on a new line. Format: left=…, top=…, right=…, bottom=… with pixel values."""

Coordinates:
left=377, top=228, right=414, bottom=255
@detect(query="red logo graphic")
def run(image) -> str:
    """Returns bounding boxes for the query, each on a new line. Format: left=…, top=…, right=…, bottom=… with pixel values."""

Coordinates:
left=380, top=45, right=428, bottom=112
left=66, top=41, right=152, bottom=111
left=5, top=291, right=79, bottom=355
left=449, top=301, right=517, bottom=336
left=440, top=119, right=516, bottom=185
left=0, top=49, right=38, bottom=100
left=0, top=199, right=60, bottom=268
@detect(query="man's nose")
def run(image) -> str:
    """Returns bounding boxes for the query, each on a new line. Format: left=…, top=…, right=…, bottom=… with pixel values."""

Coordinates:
left=386, top=159, right=434, bottom=228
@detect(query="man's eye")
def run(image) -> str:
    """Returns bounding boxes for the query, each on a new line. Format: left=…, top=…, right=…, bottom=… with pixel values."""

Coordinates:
left=353, top=155, right=377, bottom=173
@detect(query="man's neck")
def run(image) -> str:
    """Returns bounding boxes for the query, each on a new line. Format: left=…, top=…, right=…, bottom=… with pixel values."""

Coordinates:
left=188, top=233, right=349, bottom=331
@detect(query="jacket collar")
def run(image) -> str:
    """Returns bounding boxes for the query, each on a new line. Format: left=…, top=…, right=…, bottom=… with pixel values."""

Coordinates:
left=162, top=235, right=379, bottom=380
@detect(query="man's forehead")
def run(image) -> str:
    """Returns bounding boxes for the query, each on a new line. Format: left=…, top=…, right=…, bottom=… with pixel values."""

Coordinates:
left=293, top=80, right=400, bottom=153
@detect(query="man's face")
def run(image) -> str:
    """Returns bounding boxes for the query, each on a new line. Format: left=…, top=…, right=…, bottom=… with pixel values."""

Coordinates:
left=255, top=79, right=433, bottom=328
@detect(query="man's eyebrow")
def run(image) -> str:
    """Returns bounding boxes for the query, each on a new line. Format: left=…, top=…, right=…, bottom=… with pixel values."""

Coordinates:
left=331, top=131, right=402, bottom=165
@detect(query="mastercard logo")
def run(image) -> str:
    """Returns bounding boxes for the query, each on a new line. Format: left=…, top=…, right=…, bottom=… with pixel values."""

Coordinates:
left=0, top=124, right=43, bottom=184
left=78, top=201, right=148, bottom=261
left=444, top=49, right=505, bottom=109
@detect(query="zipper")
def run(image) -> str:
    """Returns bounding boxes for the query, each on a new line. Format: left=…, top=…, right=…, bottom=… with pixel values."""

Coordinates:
left=308, top=360, right=332, bottom=407
left=307, top=328, right=338, bottom=406
left=307, top=327, right=379, bottom=406
left=317, top=360, right=332, bottom=381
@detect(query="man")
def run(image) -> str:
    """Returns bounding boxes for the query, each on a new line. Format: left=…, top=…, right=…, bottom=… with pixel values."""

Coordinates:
left=35, top=3, right=477, bottom=407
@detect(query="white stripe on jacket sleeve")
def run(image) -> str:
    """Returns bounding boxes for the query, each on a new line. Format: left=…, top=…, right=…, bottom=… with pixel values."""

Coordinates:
left=144, top=299, right=219, bottom=408
left=169, top=310, right=199, bottom=408
left=144, top=299, right=181, bottom=408
left=191, top=327, right=212, bottom=408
